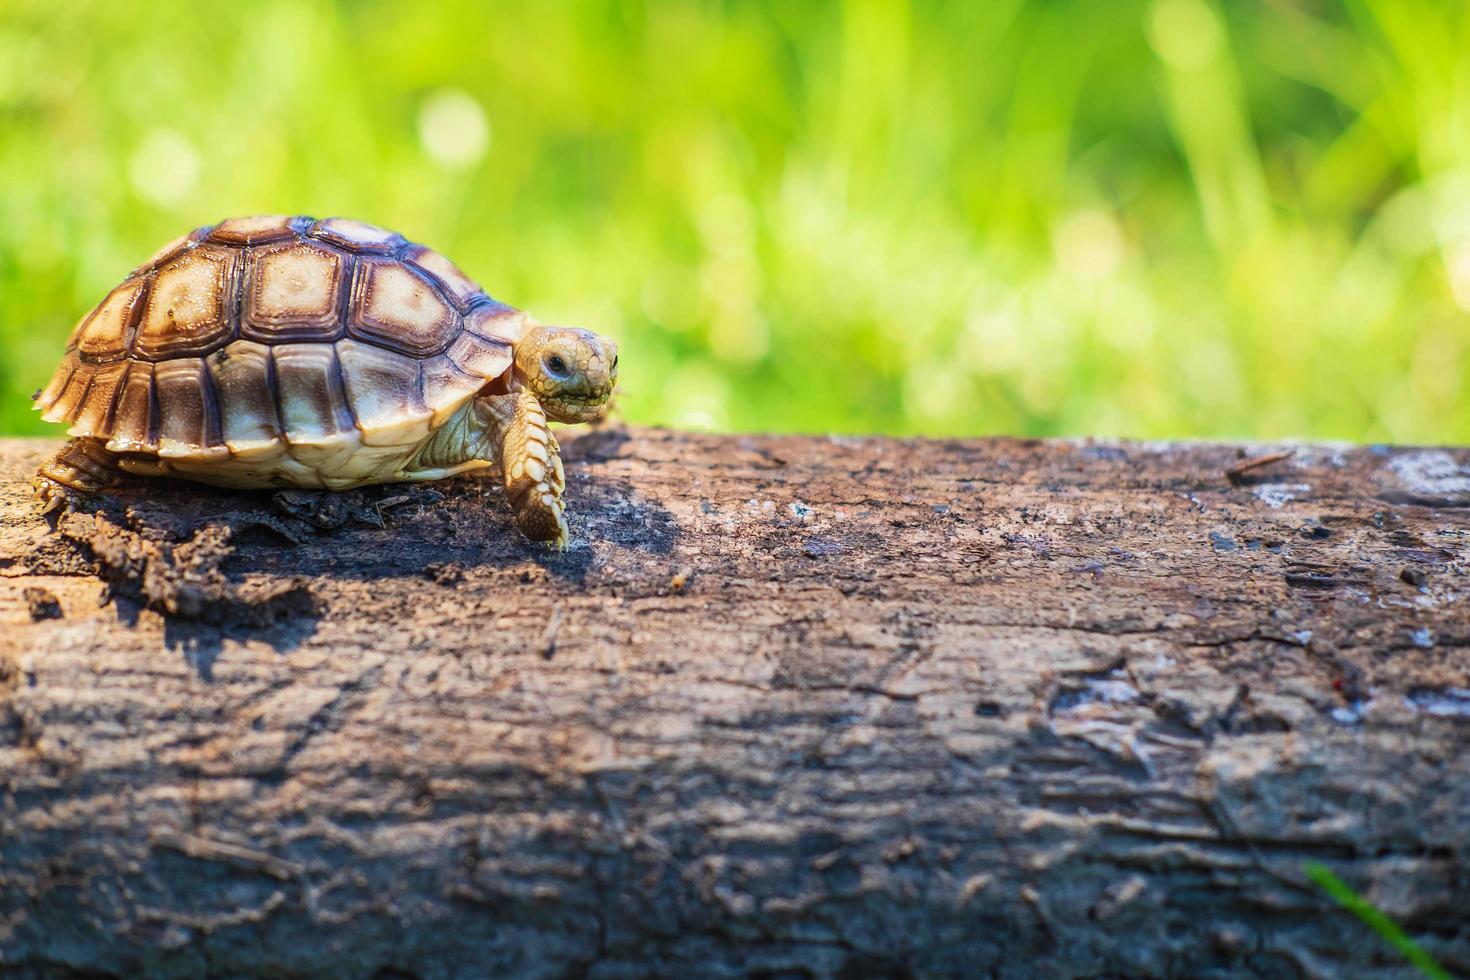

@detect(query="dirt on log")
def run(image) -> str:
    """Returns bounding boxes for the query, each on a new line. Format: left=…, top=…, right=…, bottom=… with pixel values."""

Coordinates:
left=1, top=428, right=1468, bottom=979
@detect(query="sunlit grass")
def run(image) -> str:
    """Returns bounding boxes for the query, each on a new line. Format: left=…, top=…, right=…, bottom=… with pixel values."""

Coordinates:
left=1303, top=861, right=1451, bottom=980
left=1, top=0, right=1466, bottom=443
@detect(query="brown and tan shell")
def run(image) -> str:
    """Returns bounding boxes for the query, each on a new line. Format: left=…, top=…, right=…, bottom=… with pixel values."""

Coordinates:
left=35, top=216, right=526, bottom=475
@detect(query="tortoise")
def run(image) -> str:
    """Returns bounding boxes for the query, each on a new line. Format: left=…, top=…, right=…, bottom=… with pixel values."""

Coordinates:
left=32, top=215, right=618, bottom=548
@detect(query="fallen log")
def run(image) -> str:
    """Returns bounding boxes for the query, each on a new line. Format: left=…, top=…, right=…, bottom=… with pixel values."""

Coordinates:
left=1, top=428, right=1467, bottom=978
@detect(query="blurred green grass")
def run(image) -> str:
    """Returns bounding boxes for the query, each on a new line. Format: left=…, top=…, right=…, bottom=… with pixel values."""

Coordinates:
left=1, top=0, right=1467, bottom=442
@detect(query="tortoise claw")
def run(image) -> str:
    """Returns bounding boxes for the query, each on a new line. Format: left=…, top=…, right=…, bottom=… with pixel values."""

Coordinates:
left=32, top=476, right=83, bottom=517
left=548, top=513, right=570, bottom=552
left=514, top=489, right=569, bottom=550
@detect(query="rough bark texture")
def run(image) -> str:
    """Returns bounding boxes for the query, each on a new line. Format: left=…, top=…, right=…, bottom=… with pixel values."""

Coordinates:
left=1, top=428, right=1468, bottom=979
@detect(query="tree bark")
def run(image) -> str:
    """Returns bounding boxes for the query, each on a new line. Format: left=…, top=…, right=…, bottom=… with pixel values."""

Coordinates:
left=1, top=429, right=1468, bottom=979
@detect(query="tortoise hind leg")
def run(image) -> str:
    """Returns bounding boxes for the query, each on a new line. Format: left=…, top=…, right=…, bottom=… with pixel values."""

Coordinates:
left=34, top=437, right=122, bottom=513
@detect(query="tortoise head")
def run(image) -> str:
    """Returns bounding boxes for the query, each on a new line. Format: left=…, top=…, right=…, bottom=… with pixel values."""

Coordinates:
left=514, top=324, right=619, bottom=424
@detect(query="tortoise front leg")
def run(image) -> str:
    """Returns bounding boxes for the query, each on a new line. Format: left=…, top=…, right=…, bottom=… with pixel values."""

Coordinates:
left=499, top=389, right=569, bottom=549
left=546, top=430, right=566, bottom=496
left=34, top=437, right=122, bottom=513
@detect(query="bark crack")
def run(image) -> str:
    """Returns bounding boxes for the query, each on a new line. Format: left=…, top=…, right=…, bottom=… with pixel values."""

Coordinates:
left=0, top=432, right=1466, bottom=978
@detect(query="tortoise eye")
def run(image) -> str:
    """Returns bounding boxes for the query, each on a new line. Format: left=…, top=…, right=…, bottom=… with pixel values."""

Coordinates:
left=546, top=354, right=568, bottom=375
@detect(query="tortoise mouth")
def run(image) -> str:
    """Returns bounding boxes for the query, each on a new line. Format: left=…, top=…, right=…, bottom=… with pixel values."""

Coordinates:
left=543, top=386, right=612, bottom=424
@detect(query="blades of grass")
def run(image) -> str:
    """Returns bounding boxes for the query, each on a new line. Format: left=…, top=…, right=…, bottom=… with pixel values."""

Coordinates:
left=1303, top=861, right=1451, bottom=980
left=1147, top=0, right=1272, bottom=253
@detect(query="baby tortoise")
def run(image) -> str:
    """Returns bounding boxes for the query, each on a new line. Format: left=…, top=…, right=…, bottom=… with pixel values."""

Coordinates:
left=33, top=215, right=618, bottom=548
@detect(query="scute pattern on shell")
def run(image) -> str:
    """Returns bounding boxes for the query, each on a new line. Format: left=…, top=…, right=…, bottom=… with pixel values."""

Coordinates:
left=37, top=216, right=523, bottom=458
left=242, top=240, right=348, bottom=344
left=348, top=258, right=459, bottom=357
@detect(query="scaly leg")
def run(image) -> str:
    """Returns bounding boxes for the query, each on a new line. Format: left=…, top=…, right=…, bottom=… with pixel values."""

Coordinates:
left=546, top=431, right=566, bottom=496
left=34, top=437, right=122, bottom=514
left=499, top=390, right=568, bottom=549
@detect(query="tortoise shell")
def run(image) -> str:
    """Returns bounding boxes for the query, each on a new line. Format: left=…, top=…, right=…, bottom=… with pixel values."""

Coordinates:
left=35, top=216, right=524, bottom=468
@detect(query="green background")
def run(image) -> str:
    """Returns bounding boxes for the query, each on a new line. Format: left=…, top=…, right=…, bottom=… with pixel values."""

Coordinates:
left=2, top=0, right=1467, bottom=442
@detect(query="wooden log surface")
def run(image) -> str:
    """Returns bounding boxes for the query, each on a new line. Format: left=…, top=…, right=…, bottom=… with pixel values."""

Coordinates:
left=1, top=428, right=1468, bottom=978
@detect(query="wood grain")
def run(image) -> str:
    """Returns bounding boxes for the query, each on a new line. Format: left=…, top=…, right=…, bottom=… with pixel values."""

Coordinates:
left=1, top=430, right=1467, bottom=978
